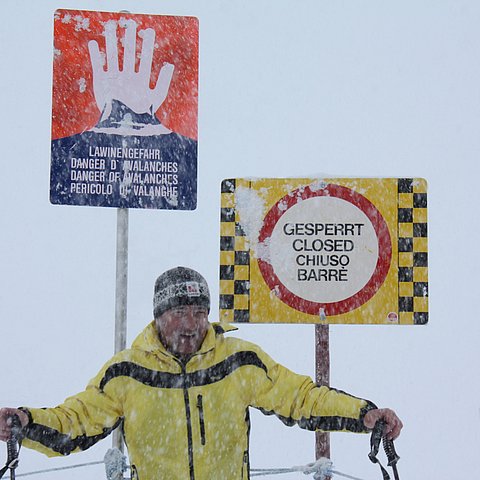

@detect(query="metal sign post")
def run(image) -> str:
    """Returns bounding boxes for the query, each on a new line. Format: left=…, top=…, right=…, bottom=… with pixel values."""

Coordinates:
left=315, top=324, right=330, bottom=461
left=112, top=207, right=129, bottom=452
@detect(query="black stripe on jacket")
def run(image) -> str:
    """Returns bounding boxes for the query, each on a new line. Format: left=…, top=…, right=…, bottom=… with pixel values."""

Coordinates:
left=24, top=418, right=122, bottom=456
left=99, top=351, right=269, bottom=391
left=257, top=396, right=377, bottom=433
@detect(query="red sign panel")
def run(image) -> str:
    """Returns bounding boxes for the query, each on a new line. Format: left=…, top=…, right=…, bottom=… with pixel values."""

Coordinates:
left=51, top=10, right=198, bottom=210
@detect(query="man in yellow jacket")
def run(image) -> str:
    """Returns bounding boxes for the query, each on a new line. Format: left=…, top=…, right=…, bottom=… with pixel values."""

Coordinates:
left=0, top=267, right=402, bottom=480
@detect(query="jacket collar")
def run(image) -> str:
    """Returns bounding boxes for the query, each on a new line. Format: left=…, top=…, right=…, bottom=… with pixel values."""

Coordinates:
left=131, top=321, right=237, bottom=358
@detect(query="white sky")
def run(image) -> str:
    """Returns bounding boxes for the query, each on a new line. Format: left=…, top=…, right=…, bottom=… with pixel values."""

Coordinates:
left=1, top=1, right=479, bottom=479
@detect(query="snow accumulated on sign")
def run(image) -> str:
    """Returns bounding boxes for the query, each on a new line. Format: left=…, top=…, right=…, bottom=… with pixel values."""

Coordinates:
left=50, top=9, right=199, bottom=210
left=234, top=185, right=269, bottom=261
left=219, top=178, right=429, bottom=325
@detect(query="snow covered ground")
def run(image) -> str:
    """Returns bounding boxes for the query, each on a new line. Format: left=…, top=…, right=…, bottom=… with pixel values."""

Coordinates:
left=1, top=1, right=479, bottom=479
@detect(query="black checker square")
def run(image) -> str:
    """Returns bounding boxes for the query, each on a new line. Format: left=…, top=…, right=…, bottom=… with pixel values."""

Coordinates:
left=399, top=267, right=413, bottom=282
left=220, top=207, right=236, bottom=223
left=220, top=294, right=234, bottom=309
left=398, top=208, right=413, bottom=223
left=398, top=178, right=413, bottom=193
left=220, top=236, right=235, bottom=251
left=413, top=252, right=428, bottom=267
left=234, top=310, right=250, bottom=323
left=413, top=223, right=428, bottom=238
left=399, top=296, right=414, bottom=312
left=414, top=312, right=428, bottom=325
left=235, top=222, right=246, bottom=237
left=234, top=280, right=250, bottom=295
left=220, top=265, right=235, bottom=281
left=221, top=179, right=236, bottom=193
left=413, top=193, right=427, bottom=208
left=235, top=251, right=250, bottom=265
left=398, top=237, right=413, bottom=252
left=414, top=282, right=428, bottom=297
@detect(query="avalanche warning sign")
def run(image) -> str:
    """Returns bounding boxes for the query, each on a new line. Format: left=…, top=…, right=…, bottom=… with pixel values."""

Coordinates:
left=50, top=9, right=198, bottom=210
left=219, top=178, right=428, bottom=325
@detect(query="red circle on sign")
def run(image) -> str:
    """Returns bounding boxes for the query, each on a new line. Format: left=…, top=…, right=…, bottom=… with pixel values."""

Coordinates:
left=257, top=184, right=392, bottom=316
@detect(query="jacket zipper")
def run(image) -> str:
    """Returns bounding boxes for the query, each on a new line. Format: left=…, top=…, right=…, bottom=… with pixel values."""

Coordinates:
left=175, top=350, right=214, bottom=480
left=178, top=361, right=195, bottom=480
left=196, top=394, right=206, bottom=445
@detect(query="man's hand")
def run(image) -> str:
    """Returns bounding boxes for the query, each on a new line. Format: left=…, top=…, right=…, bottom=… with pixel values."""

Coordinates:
left=0, top=408, right=29, bottom=442
left=88, top=19, right=174, bottom=120
left=363, top=408, right=403, bottom=440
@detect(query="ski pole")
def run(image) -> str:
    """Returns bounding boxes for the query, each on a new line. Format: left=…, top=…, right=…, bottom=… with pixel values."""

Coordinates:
left=0, top=414, right=22, bottom=480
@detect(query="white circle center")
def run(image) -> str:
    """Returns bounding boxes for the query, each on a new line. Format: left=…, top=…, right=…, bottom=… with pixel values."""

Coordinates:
left=268, top=196, right=379, bottom=303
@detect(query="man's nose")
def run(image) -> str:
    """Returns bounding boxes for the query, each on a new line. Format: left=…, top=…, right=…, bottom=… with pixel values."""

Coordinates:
left=182, top=309, right=198, bottom=329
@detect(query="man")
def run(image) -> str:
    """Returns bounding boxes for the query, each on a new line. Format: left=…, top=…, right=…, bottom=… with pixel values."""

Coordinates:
left=0, top=267, right=402, bottom=480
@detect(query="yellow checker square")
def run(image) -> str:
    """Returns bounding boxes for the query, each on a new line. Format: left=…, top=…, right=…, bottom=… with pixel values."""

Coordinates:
left=414, top=237, right=428, bottom=252
left=220, top=279, right=235, bottom=295
left=414, top=297, right=428, bottom=312
left=219, top=251, right=235, bottom=266
left=399, top=312, right=414, bottom=324
left=398, top=193, right=414, bottom=208
left=398, top=223, right=413, bottom=238
left=413, top=267, right=428, bottom=283
left=220, top=309, right=234, bottom=322
left=234, top=236, right=249, bottom=252
left=219, top=177, right=428, bottom=325
left=221, top=193, right=235, bottom=208
left=413, top=179, right=427, bottom=193
left=413, top=208, right=428, bottom=223
left=222, top=193, right=235, bottom=208
left=234, top=295, right=250, bottom=310
left=234, top=266, right=250, bottom=281
left=220, top=222, right=236, bottom=237
left=398, top=252, right=413, bottom=267
left=399, top=282, right=413, bottom=297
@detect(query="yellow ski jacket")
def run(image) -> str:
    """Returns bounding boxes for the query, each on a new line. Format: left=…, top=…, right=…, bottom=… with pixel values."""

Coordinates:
left=21, top=322, right=376, bottom=480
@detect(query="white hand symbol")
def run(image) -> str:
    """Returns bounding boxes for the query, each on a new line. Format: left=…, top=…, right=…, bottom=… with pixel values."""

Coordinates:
left=88, top=19, right=174, bottom=125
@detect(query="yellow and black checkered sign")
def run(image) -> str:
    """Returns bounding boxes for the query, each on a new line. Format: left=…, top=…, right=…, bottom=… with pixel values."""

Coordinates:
left=219, top=178, right=428, bottom=325
left=396, top=178, right=428, bottom=324
left=219, top=179, right=252, bottom=322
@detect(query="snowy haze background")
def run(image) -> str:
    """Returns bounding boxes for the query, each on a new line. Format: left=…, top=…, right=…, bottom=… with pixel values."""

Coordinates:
left=1, top=0, right=479, bottom=478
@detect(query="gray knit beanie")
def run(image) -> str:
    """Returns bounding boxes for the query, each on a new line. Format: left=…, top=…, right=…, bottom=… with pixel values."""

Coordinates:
left=153, top=267, right=210, bottom=318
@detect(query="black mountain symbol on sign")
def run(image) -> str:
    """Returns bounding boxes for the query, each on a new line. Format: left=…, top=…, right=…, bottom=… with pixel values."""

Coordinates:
left=96, top=99, right=162, bottom=130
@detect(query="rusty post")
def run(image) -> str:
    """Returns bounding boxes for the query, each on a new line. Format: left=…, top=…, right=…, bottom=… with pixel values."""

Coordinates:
left=315, top=323, right=331, bottom=463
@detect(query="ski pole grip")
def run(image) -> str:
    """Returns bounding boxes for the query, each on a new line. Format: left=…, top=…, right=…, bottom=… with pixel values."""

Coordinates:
left=8, top=415, right=22, bottom=442
left=370, top=420, right=385, bottom=446
left=383, top=435, right=400, bottom=467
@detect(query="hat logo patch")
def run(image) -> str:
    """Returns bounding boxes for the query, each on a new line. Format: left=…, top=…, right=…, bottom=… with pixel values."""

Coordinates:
left=186, top=281, right=201, bottom=297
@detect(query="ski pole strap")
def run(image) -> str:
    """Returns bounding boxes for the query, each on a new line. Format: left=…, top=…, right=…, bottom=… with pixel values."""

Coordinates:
left=0, top=415, right=23, bottom=480
left=368, top=420, right=400, bottom=480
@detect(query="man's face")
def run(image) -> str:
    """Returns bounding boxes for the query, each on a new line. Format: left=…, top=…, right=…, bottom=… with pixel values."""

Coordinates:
left=155, top=305, right=209, bottom=357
